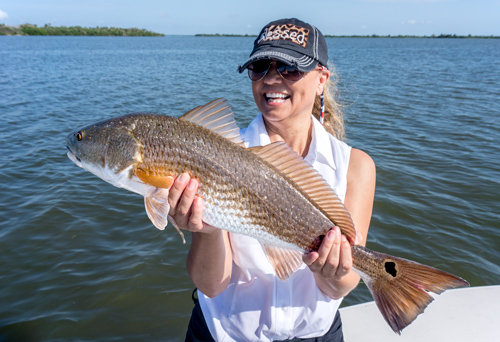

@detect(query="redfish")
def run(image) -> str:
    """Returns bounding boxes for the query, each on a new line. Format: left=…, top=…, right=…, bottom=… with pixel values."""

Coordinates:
left=66, top=98, right=468, bottom=334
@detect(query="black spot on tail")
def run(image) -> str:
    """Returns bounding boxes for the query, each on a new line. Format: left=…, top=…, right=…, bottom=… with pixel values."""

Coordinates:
left=385, top=261, right=397, bottom=277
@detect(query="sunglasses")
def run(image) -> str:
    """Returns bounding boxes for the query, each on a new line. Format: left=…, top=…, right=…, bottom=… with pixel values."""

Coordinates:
left=247, top=60, right=326, bottom=82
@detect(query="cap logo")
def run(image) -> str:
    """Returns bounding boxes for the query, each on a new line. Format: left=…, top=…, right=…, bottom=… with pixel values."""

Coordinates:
left=257, top=24, right=310, bottom=48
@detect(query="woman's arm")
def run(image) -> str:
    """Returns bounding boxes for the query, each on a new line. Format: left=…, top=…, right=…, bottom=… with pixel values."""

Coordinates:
left=303, top=148, right=376, bottom=299
left=168, top=173, right=233, bottom=298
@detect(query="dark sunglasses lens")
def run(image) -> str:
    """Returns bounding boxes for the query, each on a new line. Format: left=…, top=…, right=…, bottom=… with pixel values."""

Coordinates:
left=250, top=60, right=271, bottom=73
left=247, top=60, right=304, bottom=82
left=276, top=63, right=303, bottom=81
left=248, top=60, right=271, bottom=81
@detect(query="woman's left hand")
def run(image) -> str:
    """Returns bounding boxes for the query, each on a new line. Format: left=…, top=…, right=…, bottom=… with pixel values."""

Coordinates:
left=302, top=226, right=354, bottom=280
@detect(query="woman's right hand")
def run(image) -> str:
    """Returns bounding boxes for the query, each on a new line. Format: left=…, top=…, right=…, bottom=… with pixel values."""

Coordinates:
left=168, top=172, right=218, bottom=234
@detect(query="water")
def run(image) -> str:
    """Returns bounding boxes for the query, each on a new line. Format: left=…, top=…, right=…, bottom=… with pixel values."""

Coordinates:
left=0, top=36, right=499, bottom=341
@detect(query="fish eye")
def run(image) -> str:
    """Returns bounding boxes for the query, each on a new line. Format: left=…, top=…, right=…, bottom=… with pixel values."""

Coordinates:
left=76, top=131, right=83, bottom=141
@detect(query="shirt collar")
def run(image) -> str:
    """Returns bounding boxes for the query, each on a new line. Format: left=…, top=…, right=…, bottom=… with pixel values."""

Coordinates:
left=305, top=116, right=337, bottom=171
left=242, top=113, right=271, bottom=147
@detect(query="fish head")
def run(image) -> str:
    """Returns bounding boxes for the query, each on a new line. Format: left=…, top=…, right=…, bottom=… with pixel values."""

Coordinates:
left=66, top=115, right=144, bottom=190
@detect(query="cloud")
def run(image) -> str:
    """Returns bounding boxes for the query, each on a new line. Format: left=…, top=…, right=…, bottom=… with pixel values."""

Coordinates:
left=401, top=20, right=432, bottom=25
left=0, top=9, right=8, bottom=20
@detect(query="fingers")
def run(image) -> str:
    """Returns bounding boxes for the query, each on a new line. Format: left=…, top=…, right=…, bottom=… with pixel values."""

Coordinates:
left=168, top=173, right=205, bottom=232
left=304, top=226, right=353, bottom=279
left=355, top=230, right=364, bottom=245
left=168, top=173, right=190, bottom=216
left=177, top=179, right=198, bottom=217
left=317, top=227, right=342, bottom=277
left=336, top=235, right=352, bottom=278
left=188, top=196, right=205, bottom=231
left=302, top=251, right=319, bottom=266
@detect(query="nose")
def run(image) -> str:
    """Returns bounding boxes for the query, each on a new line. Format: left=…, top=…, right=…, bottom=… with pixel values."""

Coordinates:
left=263, top=62, right=282, bottom=85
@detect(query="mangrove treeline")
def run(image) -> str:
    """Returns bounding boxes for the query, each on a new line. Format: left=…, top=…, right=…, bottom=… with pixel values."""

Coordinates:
left=0, top=24, right=164, bottom=36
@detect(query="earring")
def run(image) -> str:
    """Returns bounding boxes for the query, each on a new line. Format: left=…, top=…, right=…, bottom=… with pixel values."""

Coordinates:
left=320, top=91, right=325, bottom=125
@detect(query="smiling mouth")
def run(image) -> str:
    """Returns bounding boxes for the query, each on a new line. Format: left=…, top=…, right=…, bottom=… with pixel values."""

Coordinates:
left=265, top=92, right=290, bottom=103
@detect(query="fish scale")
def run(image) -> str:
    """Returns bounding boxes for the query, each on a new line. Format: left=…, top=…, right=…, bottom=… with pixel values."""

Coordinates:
left=66, top=98, right=469, bottom=334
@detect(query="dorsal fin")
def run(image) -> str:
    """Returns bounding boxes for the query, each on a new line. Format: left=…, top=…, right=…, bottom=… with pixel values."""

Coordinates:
left=180, top=98, right=244, bottom=146
left=248, top=142, right=356, bottom=243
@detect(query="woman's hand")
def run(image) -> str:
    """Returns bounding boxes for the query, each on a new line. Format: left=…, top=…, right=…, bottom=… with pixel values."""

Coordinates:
left=168, top=173, right=218, bottom=234
left=303, top=226, right=353, bottom=280
left=303, top=227, right=364, bottom=299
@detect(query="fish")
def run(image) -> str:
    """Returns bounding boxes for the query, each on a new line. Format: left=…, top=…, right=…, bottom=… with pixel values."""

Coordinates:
left=66, top=98, right=469, bottom=334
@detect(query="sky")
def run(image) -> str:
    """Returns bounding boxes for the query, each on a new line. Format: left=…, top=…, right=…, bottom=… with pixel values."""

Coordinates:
left=0, top=0, right=499, bottom=36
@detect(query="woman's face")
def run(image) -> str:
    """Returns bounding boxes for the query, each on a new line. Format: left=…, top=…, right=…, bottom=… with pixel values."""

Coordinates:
left=251, top=60, right=330, bottom=125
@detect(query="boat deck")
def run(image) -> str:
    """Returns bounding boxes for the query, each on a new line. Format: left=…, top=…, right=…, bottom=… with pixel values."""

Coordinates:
left=340, top=285, right=500, bottom=341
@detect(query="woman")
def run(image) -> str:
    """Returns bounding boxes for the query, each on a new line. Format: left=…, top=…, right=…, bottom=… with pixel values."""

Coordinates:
left=170, top=18, right=376, bottom=341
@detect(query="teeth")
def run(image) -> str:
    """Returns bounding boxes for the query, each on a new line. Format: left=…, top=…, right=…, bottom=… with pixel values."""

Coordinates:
left=265, top=93, right=289, bottom=99
left=265, top=93, right=289, bottom=103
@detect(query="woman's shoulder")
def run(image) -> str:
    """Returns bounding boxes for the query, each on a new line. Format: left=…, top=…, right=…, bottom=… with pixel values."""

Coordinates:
left=347, top=148, right=376, bottom=182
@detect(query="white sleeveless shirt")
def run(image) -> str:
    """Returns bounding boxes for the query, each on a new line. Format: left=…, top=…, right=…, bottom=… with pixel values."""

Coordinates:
left=198, top=114, right=352, bottom=342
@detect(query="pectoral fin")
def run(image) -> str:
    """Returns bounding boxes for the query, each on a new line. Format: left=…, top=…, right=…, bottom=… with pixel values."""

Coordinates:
left=260, top=243, right=304, bottom=281
left=145, top=188, right=186, bottom=244
left=135, top=169, right=175, bottom=189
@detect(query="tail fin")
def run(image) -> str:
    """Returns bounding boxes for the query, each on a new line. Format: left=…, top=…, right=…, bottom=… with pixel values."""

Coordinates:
left=352, top=245, right=469, bottom=334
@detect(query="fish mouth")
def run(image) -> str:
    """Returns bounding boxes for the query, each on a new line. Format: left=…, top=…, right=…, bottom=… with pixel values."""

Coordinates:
left=66, top=146, right=82, bottom=167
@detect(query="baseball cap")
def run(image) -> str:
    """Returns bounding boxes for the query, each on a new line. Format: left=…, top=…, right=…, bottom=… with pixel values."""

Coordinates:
left=238, top=18, right=329, bottom=73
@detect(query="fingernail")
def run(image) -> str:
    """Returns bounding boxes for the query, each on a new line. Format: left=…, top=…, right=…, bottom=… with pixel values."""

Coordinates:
left=327, top=230, right=336, bottom=241
left=195, top=196, right=204, bottom=208
left=179, top=173, right=189, bottom=183
left=188, top=179, right=197, bottom=190
left=341, top=235, right=347, bottom=243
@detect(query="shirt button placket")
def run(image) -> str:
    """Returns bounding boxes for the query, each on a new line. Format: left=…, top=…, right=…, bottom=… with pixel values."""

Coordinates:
left=275, top=278, right=293, bottom=339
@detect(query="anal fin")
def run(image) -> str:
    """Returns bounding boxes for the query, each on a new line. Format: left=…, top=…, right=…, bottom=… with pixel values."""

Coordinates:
left=145, top=188, right=186, bottom=244
left=260, top=243, right=304, bottom=281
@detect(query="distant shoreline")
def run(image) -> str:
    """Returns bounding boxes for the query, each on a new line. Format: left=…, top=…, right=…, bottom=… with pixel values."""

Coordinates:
left=195, top=34, right=257, bottom=37
left=0, top=24, right=164, bottom=36
left=195, top=33, right=499, bottom=39
left=1, top=25, right=497, bottom=38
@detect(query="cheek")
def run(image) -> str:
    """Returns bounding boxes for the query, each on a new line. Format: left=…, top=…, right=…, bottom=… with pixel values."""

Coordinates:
left=252, top=82, right=263, bottom=110
left=293, top=76, right=321, bottom=103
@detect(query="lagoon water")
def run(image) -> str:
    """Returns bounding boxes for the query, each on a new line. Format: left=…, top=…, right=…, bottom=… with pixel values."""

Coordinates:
left=0, top=36, right=499, bottom=341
